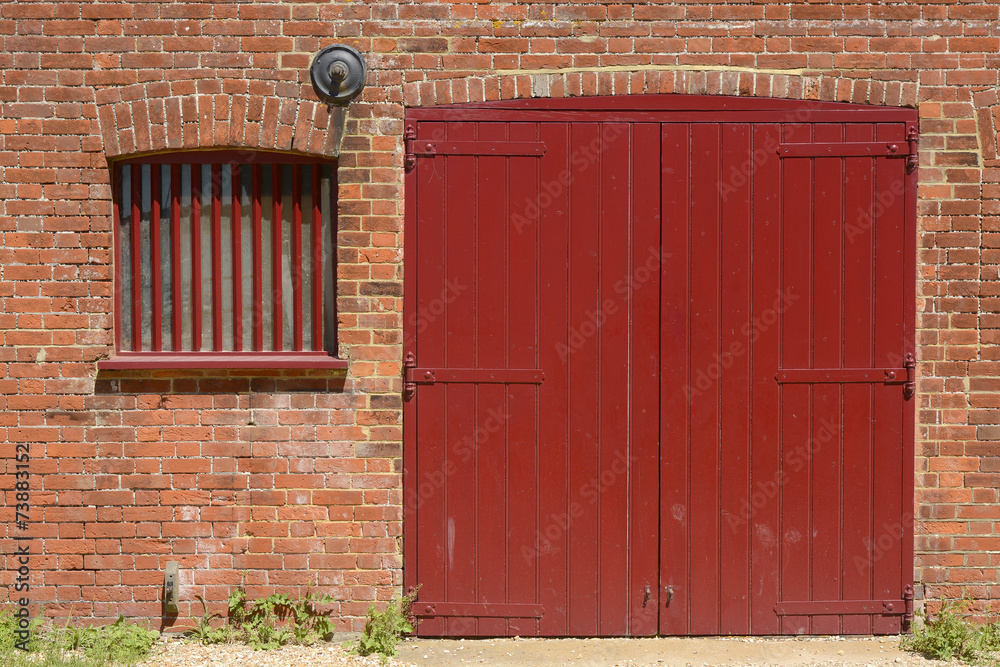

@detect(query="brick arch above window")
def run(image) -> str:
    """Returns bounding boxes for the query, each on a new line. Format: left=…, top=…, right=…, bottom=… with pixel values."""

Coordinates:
left=96, top=83, right=342, bottom=159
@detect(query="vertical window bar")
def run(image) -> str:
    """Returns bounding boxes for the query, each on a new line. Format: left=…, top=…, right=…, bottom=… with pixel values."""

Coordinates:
left=232, top=164, right=243, bottom=352
left=191, top=163, right=202, bottom=350
left=131, top=165, right=142, bottom=351
left=201, top=166, right=213, bottom=352
left=212, top=163, right=223, bottom=351
left=322, top=164, right=337, bottom=353
left=312, top=164, right=323, bottom=350
left=113, top=163, right=124, bottom=352
left=293, top=164, right=303, bottom=351
left=252, top=164, right=263, bottom=351
left=160, top=166, right=172, bottom=351
left=151, top=164, right=162, bottom=351
left=171, top=164, right=182, bottom=351
left=272, top=165, right=283, bottom=351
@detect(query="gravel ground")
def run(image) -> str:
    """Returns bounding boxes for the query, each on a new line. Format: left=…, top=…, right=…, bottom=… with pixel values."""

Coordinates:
left=135, top=635, right=948, bottom=667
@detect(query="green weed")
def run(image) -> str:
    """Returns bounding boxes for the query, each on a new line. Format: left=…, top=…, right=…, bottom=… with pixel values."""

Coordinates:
left=902, top=598, right=1000, bottom=665
left=349, top=587, right=419, bottom=660
left=0, top=609, right=157, bottom=667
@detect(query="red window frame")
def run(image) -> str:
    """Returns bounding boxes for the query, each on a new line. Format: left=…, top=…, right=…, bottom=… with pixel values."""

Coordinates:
left=99, top=150, right=346, bottom=370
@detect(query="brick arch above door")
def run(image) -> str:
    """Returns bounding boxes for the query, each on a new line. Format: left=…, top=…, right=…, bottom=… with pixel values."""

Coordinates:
left=401, top=68, right=921, bottom=110
left=96, top=81, right=342, bottom=158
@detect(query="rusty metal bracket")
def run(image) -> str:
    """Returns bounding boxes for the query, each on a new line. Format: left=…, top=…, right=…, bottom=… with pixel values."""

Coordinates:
left=905, top=125, right=918, bottom=174
left=903, top=352, right=916, bottom=400
left=415, top=602, right=544, bottom=618
left=903, top=584, right=915, bottom=627
left=403, top=124, right=417, bottom=172
left=403, top=351, right=417, bottom=401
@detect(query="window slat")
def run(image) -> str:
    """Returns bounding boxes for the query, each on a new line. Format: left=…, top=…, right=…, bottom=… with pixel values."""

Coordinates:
left=232, top=163, right=243, bottom=352
left=151, top=164, right=162, bottom=352
left=191, top=163, right=202, bottom=351
left=312, top=164, right=322, bottom=349
left=253, top=164, right=264, bottom=351
left=293, top=164, right=303, bottom=352
left=272, top=165, right=282, bottom=351
left=212, top=163, right=223, bottom=352
left=171, top=165, right=182, bottom=351
left=131, top=167, right=142, bottom=351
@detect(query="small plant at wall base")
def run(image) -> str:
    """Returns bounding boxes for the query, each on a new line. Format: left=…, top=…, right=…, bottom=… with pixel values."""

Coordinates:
left=349, top=586, right=420, bottom=659
left=0, top=610, right=158, bottom=667
left=186, top=587, right=337, bottom=650
left=901, top=598, right=1000, bottom=665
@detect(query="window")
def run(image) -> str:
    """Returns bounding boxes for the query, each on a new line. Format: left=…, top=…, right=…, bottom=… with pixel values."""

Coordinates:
left=99, top=151, right=345, bottom=370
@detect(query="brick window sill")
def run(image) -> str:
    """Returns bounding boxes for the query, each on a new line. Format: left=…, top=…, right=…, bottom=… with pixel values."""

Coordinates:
left=97, top=352, right=349, bottom=371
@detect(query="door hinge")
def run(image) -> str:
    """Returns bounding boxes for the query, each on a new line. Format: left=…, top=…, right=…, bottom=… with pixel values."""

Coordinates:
left=404, top=123, right=546, bottom=172
left=777, top=141, right=915, bottom=159
left=403, top=352, right=545, bottom=401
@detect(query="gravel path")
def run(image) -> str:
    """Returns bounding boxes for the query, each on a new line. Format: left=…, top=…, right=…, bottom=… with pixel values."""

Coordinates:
left=136, top=635, right=948, bottom=667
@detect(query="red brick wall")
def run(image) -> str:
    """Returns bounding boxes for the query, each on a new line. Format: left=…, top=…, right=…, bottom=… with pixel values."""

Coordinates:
left=0, top=0, right=998, bottom=630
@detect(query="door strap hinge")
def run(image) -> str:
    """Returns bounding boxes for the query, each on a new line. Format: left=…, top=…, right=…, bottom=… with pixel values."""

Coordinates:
left=777, top=141, right=914, bottom=159
left=414, top=602, right=544, bottom=618
left=403, top=352, right=544, bottom=401
left=776, top=354, right=915, bottom=398
left=404, top=123, right=546, bottom=172
left=775, top=599, right=907, bottom=617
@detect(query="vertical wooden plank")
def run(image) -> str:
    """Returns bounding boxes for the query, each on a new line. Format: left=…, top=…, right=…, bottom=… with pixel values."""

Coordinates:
left=566, top=122, right=601, bottom=636
left=506, top=120, right=540, bottom=638
left=312, top=165, right=323, bottom=350
left=191, top=163, right=202, bottom=351
left=841, top=122, right=876, bottom=635
left=232, top=164, right=243, bottom=352
left=810, top=123, right=845, bottom=635
left=779, top=122, right=813, bottom=634
left=597, top=122, right=630, bottom=636
left=719, top=123, right=752, bottom=634
left=292, top=164, right=303, bottom=351
left=749, top=124, right=783, bottom=634
left=171, top=164, right=182, bottom=351
left=688, top=123, right=721, bottom=635
left=151, top=164, right=162, bottom=351
left=628, top=123, right=661, bottom=637
left=660, top=122, right=690, bottom=636
left=413, top=121, right=447, bottom=637
left=872, top=122, right=907, bottom=634
left=441, top=121, right=478, bottom=637
left=536, top=121, right=571, bottom=637
left=131, top=165, right=142, bottom=351
left=252, top=164, right=263, bottom=351
left=475, top=121, right=510, bottom=637
left=272, top=165, right=283, bottom=351
left=212, top=163, right=223, bottom=351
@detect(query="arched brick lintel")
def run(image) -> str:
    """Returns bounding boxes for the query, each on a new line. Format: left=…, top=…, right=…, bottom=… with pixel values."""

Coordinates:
left=401, top=68, right=921, bottom=110
left=96, top=83, right=341, bottom=159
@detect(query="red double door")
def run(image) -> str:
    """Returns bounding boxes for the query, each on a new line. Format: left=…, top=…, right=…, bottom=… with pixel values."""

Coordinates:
left=402, top=96, right=917, bottom=636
